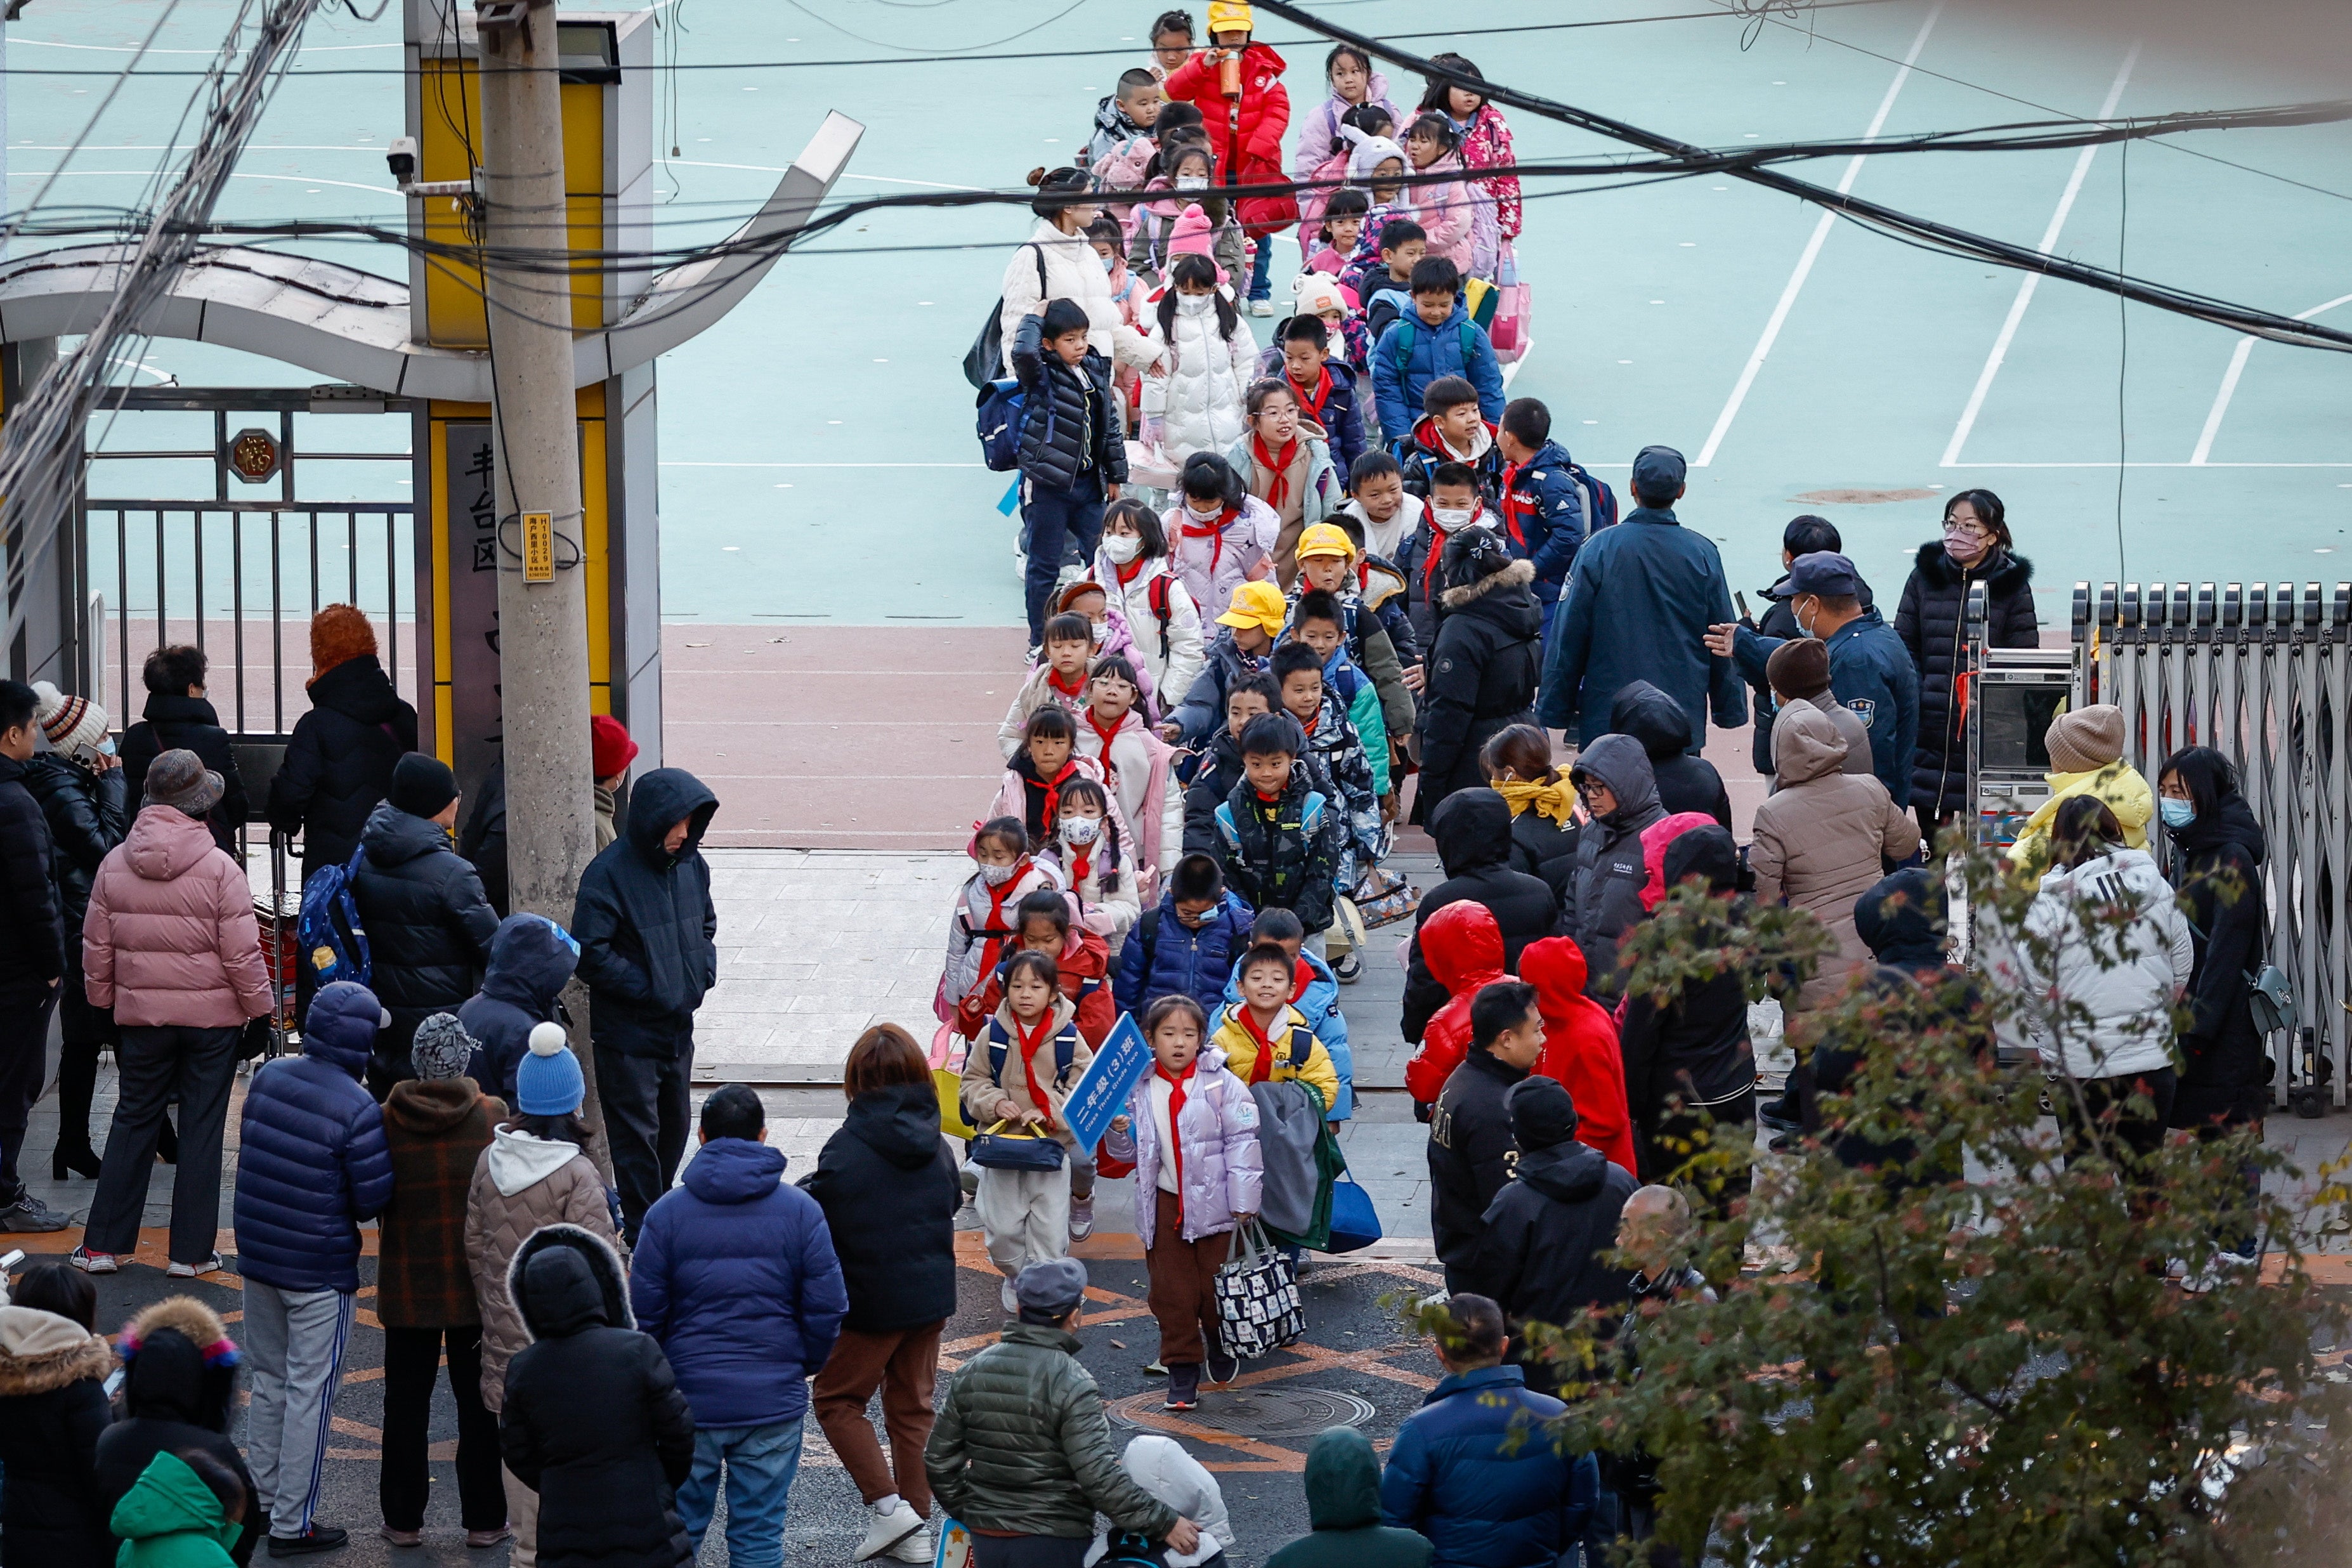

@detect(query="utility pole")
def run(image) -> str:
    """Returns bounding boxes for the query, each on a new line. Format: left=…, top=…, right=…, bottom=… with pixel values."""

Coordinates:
left=473, top=0, right=606, bottom=1154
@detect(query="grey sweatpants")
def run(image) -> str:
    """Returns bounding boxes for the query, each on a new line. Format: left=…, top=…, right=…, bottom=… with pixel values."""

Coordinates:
left=242, top=1282, right=356, bottom=1538
left=976, top=1163, right=1071, bottom=1278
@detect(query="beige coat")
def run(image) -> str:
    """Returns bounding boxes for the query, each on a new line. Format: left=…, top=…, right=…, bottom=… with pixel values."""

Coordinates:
left=958, top=994, right=1094, bottom=1151
left=462, top=1127, right=623, bottom=1410
left=1751, top=704, right=1921, bottom=1011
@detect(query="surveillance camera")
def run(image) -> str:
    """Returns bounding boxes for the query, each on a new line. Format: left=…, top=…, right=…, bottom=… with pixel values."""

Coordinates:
left=387, top=137, right=419, bottom=183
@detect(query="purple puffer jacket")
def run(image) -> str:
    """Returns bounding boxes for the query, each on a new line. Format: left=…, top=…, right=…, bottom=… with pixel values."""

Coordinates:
left=1104, top=1046, right=1264, bottom=1246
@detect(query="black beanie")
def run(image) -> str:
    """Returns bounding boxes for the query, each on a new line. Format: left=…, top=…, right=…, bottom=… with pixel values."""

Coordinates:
left=1506, top=1075, right=1577, bottom=1152
left=388, top=752, right=459, bottom=819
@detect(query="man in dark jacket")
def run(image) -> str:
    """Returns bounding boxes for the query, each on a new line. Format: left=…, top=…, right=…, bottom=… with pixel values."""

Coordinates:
left=1619, top=827, right=1756, bottom=1184
left=459, top=912, right=580, bottom=1107
left=1609, top=679, right=1732, bottom=825
left=233, top=979, right=395, bottom=1554
left=1471, top=1077, right=1637, bottom=1394
left=1540, top=445, right=1746, bottom=748
left=120, top=644, right=249, bottom=855
left=1428, top=982, right=1543, bottom=1293
left=0, top=679, right=68, bottom=1234
left=1113, top=854, right=1255, bottom=1017
left=1401, top=790, right=1555, bottom=1043
left=630, top=1085, right=848, bottom=1568
left=1605, top=1188, right=1716, bottom=1561
left=1414, top=530, right=1542, bottom=820
left=572, top=767, right=720, bottom=1239
left=924, top=1258, right=1198, bottom=1565
left=1733, top=516, right=1852, bottom=777
left=1494, top=397, right=1588, bottom=617
left=354, top=754, right=499, bottom=1096
left=1558, top=735, right=1666, bottom=1005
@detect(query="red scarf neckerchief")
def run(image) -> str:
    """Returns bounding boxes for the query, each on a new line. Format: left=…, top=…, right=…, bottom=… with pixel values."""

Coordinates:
left=1046, top=666, right=1088, bottom=701
left=1285, top=364, right=1333, bottom=424
left=1014, top=1007, right=1060, bottom=1130
left=1028, top=759, right=1081, bottom=837
left=1235, top=1004, right=1288, bottom=1085
left=1181, top=505, right=1241, bottom=582
left=1113, top=553, right=1146, bottom=588
left=1499, top=459, right=1532, bottom=551
left=1251, top=433, right=1302, bottom=515
left=1085, top=707, right=1127, bottom=792
left=1290, top=957, right=1316, bottom=1005
left=972, top=855, right=1034, bottom=980
left=1154, top=1056, right=1198, bottom=1209
left=1062, top=828, right=1095, bottom=889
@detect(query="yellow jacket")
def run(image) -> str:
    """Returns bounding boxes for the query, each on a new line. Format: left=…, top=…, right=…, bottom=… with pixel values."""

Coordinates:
left=2007, top=761, right=2153, bottom=875
left=1209, top=1003, right=1341, bottom=1113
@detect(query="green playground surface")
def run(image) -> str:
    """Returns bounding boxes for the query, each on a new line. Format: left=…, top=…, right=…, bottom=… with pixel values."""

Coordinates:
left=17, top=0, right=2352, bottom=628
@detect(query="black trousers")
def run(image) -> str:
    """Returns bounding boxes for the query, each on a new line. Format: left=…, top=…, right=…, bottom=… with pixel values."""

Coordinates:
left=379, top=1324, right=506, bottom=1532
left=596, top=1041, right=693, bottom=1242
left=2055, top=1066, right=2178, bottom=1172
left=0, top=986, right=59, bottom=1201
left=84, top=1024, right=239, bottom=1262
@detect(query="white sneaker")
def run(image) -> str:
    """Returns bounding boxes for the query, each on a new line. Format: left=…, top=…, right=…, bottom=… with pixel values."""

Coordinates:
left=167, top=1255, right=222, bottom=1279
left=1068, top=1196, right=1094, bottom=1241
left=885, top=1527, right=933, bottom=1565
left=1000, top=1276, right=1021, bottom=1313
left=853, top=1503, right=925, bottom=1564
left=1249, top=298, right=1275, bottom=316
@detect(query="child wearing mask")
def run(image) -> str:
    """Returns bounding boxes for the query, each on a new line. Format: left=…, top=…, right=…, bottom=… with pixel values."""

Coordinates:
left=1217, top=906, right=1354, bottom=1116
left=1038, top=775, right=1143, bottom=952
left=1291, top=525, right=1418, bottom=746
left=1213, top=714, right=1343, bottom=944
left=1376, top=266, right=1506, bottom=447
left=1226, top=379, right=1340, bottom=588
left=1184, top=675, right=1279, bottom=855
left=1420, top=54, right=1521, bottom=273
left=1117, top=853, right=1257, bottom=1017
left=1271, top=641, right=1384, bottom=898
left=1162, top=450, right=1279, bottom=622
left=1336, top=449, right=1425, bottom=565
left=957, top=889, right=1119, bottom=1049
left=1090, top=218, right=1153, bottom=415
left=1397, top=461, right=1495, bottom=653
left=1093, top=498, right=1206, bottom=717
left=1074, top=655, right=1184, bottom=885
left=940, top=818, right=1066, bottom=1019
left=1208, top=943, right=1343, bottom=1110
left=988, top=706, right=1131, bottom=854
left=961, top=950, right=1097, bottom=1300
left=1260, top=306, right=1365, bottom=472
left=1011, top=301, right=1129, bottom=655
left=1144, top=249, right=1259, bottom=468
left=998, top=611, right=1101, bottom=758
left=1101, top=993, right=1264, bottom=1409
left=1089, top=68, right=1165, bottom=168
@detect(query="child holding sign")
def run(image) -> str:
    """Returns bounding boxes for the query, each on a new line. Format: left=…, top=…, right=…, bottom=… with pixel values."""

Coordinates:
left=1102, top=995, right=1263, bottom=1412
left=961, top=950, right=1096, bottom=1309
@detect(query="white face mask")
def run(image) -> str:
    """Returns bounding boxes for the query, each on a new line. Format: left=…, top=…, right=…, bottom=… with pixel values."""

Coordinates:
left=1432, top=506, right=1473, bottom=529
left=1102, top=535, right=1143, bottom=565
left=1061, top=816, right=1102, bottom=845
left=1101, top=252, right=1117, bottom=272
left=1175, top=175, right=1209, bottom=191
left=1176, top=291, right=1216, bottom=315
left=979, top=861, right=1019, bottom=887
left=1186, top=502, right=1224, bottom=523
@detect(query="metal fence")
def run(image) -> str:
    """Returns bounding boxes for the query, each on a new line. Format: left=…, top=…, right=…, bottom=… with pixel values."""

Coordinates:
left=2070, top=580, right=2352, bottom=1110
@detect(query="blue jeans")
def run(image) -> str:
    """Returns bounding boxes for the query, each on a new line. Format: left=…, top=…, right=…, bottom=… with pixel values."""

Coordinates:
left=1021, top=475, right=1104, bottom=644
left=677, top=1419, right=805, bottom=1568
left=1248, top=233, right=1274, bottom=300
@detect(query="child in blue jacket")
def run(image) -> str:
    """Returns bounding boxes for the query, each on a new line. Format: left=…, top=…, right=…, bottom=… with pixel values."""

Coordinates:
left=1369, top=254, right=1504, bottom=438
left=1114, top=853, right=1255, bottom=1017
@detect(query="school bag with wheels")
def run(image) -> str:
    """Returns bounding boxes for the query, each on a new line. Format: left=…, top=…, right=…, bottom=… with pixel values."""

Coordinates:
left=1214, top=1220, right=1306, bottom=1357
left=963, top=244, right=1049, bottom=389
left=296, top=846, right=371, bottom=990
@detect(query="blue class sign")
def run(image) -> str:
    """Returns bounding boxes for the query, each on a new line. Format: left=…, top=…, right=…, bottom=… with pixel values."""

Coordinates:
left=1062, top=1013, right=1152, bottom=1154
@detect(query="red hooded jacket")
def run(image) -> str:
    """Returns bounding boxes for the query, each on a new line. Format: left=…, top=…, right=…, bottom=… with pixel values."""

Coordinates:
left=1403, top=901, right=1508, bottom=1106
left=955, top=925, right=1117, bottom=1048
left=1161, top=43, right=1291, bottom=212
left=1520, top=936, right=1638, bottom=1176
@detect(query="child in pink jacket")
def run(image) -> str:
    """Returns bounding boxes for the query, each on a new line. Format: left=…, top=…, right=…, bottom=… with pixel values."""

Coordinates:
left=1399, top=112, right=1475, bottom=274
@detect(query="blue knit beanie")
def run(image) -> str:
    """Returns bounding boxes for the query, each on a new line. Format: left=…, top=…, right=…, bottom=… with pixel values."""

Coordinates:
left=514, top=1022, right=584, bottom=1115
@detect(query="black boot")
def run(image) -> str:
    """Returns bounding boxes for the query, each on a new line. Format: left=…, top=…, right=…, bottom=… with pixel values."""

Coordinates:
left=52, top=1036, right=102, bottom=1179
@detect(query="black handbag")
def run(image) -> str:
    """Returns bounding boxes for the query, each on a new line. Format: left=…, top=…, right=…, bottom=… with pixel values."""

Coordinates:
left=964, top=244, right=1048, bottom=389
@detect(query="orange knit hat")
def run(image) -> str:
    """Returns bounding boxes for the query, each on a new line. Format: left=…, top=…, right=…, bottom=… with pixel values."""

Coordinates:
left=309, top=604, right=377, bottom=681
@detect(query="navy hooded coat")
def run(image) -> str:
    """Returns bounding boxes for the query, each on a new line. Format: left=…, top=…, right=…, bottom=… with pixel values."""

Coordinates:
left=233, top=980, right=395, bottom=1292
left=570, top=769, right=719, bottom=1059
left=459, top=913, right=581, bottom=1105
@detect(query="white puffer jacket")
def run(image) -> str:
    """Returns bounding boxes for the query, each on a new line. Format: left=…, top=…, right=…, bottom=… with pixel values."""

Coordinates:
left=1985, top=846, right=2194, bottom=1082
left=1089, top=551, right=1206, bottom=718
left=1142, top=301, right=1258, bottom=464
left=999, top=218, right=1154, bottom=370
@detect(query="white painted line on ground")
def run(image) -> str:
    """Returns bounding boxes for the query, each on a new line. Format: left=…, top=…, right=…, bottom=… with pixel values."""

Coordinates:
left=1940, top=45, right=2139, bottom=469
left=1694, top=3, right=1942, bottom=469
left=1500, top=339, right=1534, bottom=391
left=1960, top=461, right=2352, bottom=468
left=2189, top=291, right=2352, bottom=465
left=665, top=159, right=986, bottom=192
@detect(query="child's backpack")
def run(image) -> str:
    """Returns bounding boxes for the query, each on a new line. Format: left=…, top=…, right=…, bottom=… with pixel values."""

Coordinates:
left=297, top=846, right=371, bottom=990
left=1382, top=313, right=1482, bottom=374
left=975, top=377, right=1029, bottom=473
left=1568, top=457, right=1619, bottom=538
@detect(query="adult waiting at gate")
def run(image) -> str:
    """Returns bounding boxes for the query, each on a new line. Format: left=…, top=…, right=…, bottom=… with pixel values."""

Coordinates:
left=353, top=753, right=499, bottom=1096
left=572, top=767, right=721, bottom=1241
left=0, top=679, right=70, bottom=1234
left=25, top=683, right=128, bottom=1182
left=121, top=645, right=249, bottom=857
left=73, top=750, right=275, bottom=1274
left=1893, top=490, right=2038, bottom=840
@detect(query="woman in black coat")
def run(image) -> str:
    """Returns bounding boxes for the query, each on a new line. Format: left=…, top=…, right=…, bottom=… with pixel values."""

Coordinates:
left=1399, top=788, right=1558, bottom=1043
left=119, top=645, right=249, bottom=856
left=1411, top=528, right=1543, bottom=823
left=94, top=1297, right=261, bottom=1566
left=1893, top=489, right=2037, bottom=834
left=802, top=1027, right=962, bottom=1546
left=1479, top=723, right=1578, bottom=900
left=22, top=731, right=126, bottom=1179
left=2159, top=747, right=2270, bottom=1135
left=0, top=1264, right=115, bottom=1568
left=499, top=1225, right=697, bottom=1568
left=266, top=607, right=419, bottom=882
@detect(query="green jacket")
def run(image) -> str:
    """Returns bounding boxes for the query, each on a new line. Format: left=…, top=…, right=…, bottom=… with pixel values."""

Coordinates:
left=111, top=1452, right=240, bottom=1568
left=922, top=1322, right=1180, bottom=1541
left=1265, top=1427, right=1432, bottom=1568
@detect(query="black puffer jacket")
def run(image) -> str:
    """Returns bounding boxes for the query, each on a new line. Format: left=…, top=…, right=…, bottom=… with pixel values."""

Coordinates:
left=267, top=654, right=419, bottom=879
left=500, top=1226, right=696, bottom=1568
left=1617, top=826, right=1754, bottom=1183
left=1608, top=679, right=1732, bottom=826
left=22, top=755, right=126, bottom=943
left=1010, top=311, right=1128, bottom=495
left=95, top=1298, right=258, bottom=1567
left=1415, top=554, right=1543, bottom=820
left=1470, top=1139, right=1638, bottom=1392
left=353, top=802, right=499, bottom=1088
left=459, top=912, right=580, bottom=1106
left=0, top=753, right=62, bottom=999
left=1505, top=804, right=1578, bottom=903
left=803, top=1082, right=962, bottom=1334
left=572, top=769, right=719, bottom=1059
left=1402, top=790, right=1558, bottom=1042
left=1893, top=543, right=2037, bottom=818
left=0, top=1305, right=116, bottom=1568
left=121, top=693, right=248, bottom=854
left=2168, top=794, right=2270, bottom=1129
left=1428, top=1047, right=1529, bottom=1292
left=1212, top=761, right=1343, bottom=935
left=1557, top=733, right=1666, bottom=1003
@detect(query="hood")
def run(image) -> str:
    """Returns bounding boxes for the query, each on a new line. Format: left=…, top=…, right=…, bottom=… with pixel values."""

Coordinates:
left=110, top=1451, right=235, bottom=1548
left=1517, top=934, right=1589, bottom=1007
left=307, top=651, right=405, bottom=724
left=1912, top=540, right=2033, bottom=595
left=1641, top=812, right=1725, bottom=911
left=1057, top=923, right=1111, bottom=981
left=481, top=913, right=580, bottom=1014
left=2172, top=791, right=2267, bottom=866
left=1663, top=824, right=1739, bottom=894
left=119, top=1297, right=237, bottom=1428
left=384, top=1075, right=486, bottom=1136
left=362, top=799, right=455, bottom=867
left=625, top=767, right=719, bottom=869
left=1609, top=679, right=1695, bottom=761
left=847, top=1080, right=947, bottom=1170
left=486, top=1125, right=582, bottom=1196
left=682, top=1136, right=787, bottom=1203
left=122, top=804, right=221, bottom=881
left=139, top=691, right=224, bottom=727
left=1855, top=868, right=1947, bottom=965
left=1437, top=555, right=1536, bottom=617
left=2041, top=845, right=2166, bottom=902
left=1517, top=1139, right=1612, bottom=1205
left=1772, top=701, right=1850, bottom=785
left=1300, top=1425, right=1384, bottom=1531
left=1570, top=732, right=1660, bottom=826
left=509, top=1223, right=632, bottom=1341
left=1420, top=899, right=1505, bottom=992
left=0, top=1306, right=114, bottom=1395
left=1428, top=787, right=1513, bottom=875
left=303, top=981, right=384, bottom=1079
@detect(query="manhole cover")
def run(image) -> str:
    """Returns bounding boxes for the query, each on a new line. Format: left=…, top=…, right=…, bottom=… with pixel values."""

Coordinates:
left=1789, top=487, right=1940, bottom=505
left=1108, top=1386, right=1376, bottom=1437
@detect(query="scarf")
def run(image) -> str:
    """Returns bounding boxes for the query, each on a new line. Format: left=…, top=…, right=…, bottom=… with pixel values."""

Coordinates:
left=1064, top=835, right=1094, bottom=889
left=1285, top=363, right=1333, bottom=424
left=972, top=856, right=1035, bottom=981
left=1014, top=1008, right=1061, bottom=1130
left=1290, top=957, right=1316, bottom=1005
left=1499, top=459, right=1532, bottom=552
left=1113, top=552, right=1147, bottom=588
left=1419, top=511, right=1462, bottom=596
left=1180, top=506, right=1241, bottom=582
left=1047, top=667, right=1088, bottom=701
left=1085, top=707, right=1127, bottom=790
left=1234, top=1005, right=1293, bottom=1085
left=1154, top=1057, right=1198, bottom=1208
left=1251, top=433, right=1304, bottom=518
left=1493, top=776, right=1578, bottom=827
left=1024, top=758, right=1083, bottom=841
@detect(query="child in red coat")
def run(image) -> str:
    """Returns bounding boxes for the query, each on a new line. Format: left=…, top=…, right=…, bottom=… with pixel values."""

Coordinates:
left=1519, top=936, right=1637, bottom=1176
left=1401, top=899, right=1507, bottom=1111
left=1160, top=3, right=1290, bottom=311
left=956, top=889, right=1119, bottom=1049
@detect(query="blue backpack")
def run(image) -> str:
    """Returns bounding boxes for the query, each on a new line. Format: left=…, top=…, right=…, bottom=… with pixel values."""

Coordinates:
left=297, top=847, right=371, bottom=989
left=975, top=377, right=1029, bottom=473
left=1570, top=458, right=1620, bottom=537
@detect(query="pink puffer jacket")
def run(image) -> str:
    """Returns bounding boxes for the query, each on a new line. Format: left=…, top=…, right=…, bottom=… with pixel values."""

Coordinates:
left=82, top=806, right=273, bottom=1028
left=1102, top=1047, right=1264, bottom=1246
